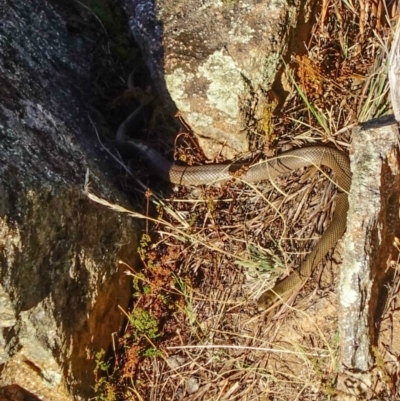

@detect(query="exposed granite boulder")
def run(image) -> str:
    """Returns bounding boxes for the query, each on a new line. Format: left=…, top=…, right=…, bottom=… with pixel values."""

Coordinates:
left=124, top=0, right=311, bottom=158
left=0, top=0, right=138, bottom=399
left=337, top=117, right=400, bottom=398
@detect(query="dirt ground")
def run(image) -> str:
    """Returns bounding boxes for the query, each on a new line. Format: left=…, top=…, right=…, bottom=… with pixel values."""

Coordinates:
left=87, top=1, right=400, bottom=400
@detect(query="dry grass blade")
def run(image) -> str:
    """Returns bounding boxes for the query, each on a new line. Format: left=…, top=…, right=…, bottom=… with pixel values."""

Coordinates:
left=92, top=3, right=398, bottom=401
left=389, top=18, right=400, bottom=120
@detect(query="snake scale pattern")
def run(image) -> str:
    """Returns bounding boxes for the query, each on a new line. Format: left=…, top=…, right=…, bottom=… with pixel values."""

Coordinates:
left=117, top=105, right=351, bottom=309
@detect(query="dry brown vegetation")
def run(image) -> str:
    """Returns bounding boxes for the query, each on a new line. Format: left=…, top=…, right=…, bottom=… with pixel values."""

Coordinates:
left=89, top=1, right=400, bottom=400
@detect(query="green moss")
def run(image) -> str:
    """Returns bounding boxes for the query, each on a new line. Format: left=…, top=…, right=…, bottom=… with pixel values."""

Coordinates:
left=93, top=349, right=116, bottom=401
left=137, top=233, right=155, bottom=269
left=141, top=348, right=162, bottom=358
left=128, top=308, right=159, bottom=340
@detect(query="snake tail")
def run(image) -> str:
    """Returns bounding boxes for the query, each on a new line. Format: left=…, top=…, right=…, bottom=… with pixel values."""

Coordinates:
left=117, top=105, right=351, bottom=310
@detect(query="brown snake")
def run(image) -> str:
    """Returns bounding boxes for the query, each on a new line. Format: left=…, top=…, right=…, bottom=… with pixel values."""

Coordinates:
left=117, top=106, right=351, bottom=309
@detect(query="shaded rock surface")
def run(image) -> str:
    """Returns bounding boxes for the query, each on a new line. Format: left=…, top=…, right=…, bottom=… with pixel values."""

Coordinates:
left=337, top=116, right=400, bottom=397
left=0, top=0, right=138, bottom=399
left=124, top=0, right=312, bottom=159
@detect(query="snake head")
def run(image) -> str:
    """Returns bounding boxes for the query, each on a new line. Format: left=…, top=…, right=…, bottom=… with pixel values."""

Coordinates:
left=257, top=289, right=279, bottom=310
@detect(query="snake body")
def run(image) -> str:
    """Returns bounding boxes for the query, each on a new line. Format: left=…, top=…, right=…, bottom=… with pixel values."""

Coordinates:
left=117, top=107, right=351, bottom=309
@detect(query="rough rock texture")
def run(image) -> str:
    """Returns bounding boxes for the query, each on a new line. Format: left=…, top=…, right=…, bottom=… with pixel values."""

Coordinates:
left=338, top=116, right=400, bottom=394
left=0, top=0, right=138, bottom=399
left=124, top=0, right=312, bottom=159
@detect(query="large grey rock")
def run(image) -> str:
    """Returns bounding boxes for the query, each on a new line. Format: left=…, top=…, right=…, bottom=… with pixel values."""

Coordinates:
left=124, top=0, right=309, bottom=159
left=337, top=116, right=400, bottom=398
left=0, top=0, right=138, bottom=399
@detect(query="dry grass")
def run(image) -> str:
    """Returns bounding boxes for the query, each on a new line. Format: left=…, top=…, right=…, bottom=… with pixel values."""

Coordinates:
left=89, top=1, right=400, bottom=400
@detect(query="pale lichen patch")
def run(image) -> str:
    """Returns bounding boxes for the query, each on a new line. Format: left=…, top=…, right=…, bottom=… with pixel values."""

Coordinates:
left=197, top=50, right=244, bottom=118
left=228, top=21, right=255, bottom=43
left=165, top=68, right=194, bottom=113
left=186, top=112, right=213, bottom=128
left=199, top=0, right=224, bottom=10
